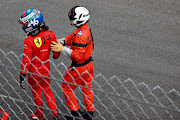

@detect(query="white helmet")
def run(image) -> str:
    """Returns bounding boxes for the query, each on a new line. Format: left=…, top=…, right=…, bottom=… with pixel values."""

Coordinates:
left=68, top=6, right=90, bottom=27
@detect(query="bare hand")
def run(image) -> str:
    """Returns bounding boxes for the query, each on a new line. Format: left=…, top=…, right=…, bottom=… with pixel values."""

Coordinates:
left=50, top=41, right=64, bottom=53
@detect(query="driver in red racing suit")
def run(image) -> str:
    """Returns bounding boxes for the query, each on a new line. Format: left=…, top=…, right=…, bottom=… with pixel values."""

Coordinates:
left=19, top=9, right=60, bottom=120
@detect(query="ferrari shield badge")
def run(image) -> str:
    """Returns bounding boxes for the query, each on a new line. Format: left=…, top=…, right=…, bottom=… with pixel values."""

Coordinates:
left=34, top=37, right=42, bottom=48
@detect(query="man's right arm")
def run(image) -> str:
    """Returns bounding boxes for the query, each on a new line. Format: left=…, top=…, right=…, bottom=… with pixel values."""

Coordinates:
left=20, top=38, right=32, bottom=75
left=19, top=38, right=32, bottom=89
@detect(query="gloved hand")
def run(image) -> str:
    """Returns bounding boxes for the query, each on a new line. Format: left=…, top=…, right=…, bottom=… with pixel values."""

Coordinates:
left=19, top=73, right=26, bottom=89
left=50, top=41, right=64, bottom=53
left=57, top=38, right=66, bottom=46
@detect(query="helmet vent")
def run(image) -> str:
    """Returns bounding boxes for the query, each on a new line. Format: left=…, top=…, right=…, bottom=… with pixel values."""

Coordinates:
left=77, top=21, right=83, bottom=24
left=79, top=14, right=82, bottom=19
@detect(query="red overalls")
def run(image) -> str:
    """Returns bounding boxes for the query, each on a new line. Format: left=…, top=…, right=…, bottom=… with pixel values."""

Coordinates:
left=20, top=30, right=60, bottom=119
left=61, top=23, right=95, bottom=112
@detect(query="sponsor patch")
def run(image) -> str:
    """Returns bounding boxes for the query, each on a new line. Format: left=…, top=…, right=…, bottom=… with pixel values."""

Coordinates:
left=40, top=49, right=48, bottom=52
left=34, top=37, right=42, bottom=48
left=77, top=30, right=83, bottom=36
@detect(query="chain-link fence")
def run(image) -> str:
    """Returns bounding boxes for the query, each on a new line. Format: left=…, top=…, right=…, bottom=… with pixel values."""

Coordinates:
left=0, top=49, right=180, bottom=120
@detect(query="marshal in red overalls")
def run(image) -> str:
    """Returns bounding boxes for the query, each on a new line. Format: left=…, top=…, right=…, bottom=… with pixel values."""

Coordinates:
left=61, top=23, right=95, bottom=112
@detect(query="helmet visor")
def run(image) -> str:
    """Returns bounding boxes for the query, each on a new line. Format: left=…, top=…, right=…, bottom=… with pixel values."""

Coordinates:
left=19, top=18, right=29, bottom=27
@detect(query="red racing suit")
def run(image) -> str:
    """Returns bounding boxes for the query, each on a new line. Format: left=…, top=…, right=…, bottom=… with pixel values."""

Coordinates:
left=20, top=30, right=60, bottom=119
left=61, top=23, right=95, bottom=112
left=0, top=110, right=9, bottom=120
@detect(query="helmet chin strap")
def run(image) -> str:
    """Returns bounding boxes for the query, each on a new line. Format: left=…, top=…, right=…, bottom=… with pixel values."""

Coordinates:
left=70, top=21, right=76, bottom=26
left=28, top=22, right=49, bottom=36
left=77, top=21, right=89, bottom=28
left=28, top=28, right=39, bottom=36
left=70, top=23, right=79, bottom=28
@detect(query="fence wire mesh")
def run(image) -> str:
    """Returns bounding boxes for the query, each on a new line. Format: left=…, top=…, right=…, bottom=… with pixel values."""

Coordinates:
left=0, top=49, right=180, bottom=120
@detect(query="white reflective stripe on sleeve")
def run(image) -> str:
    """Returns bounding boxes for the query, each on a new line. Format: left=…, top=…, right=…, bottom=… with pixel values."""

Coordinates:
left=57, top=38, right=66, bottom=45
left=61, top=46, right=72, bottom=58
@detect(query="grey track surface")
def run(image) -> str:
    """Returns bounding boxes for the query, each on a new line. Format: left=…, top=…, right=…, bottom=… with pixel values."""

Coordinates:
left=1, top=0, right=179, bottom=90
left=0, top=0, right=180, bottom=119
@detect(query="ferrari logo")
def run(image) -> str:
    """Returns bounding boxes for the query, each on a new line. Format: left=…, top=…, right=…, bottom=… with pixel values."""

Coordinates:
left=34, top=37, right=42, bottom=48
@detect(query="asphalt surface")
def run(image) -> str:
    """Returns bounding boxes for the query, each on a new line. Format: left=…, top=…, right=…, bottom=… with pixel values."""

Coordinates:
left=0, top=0, right=180, bottom=119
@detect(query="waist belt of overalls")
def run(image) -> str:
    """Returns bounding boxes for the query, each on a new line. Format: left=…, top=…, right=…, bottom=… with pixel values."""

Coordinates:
left=71, top=57, right=93, bottom=68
